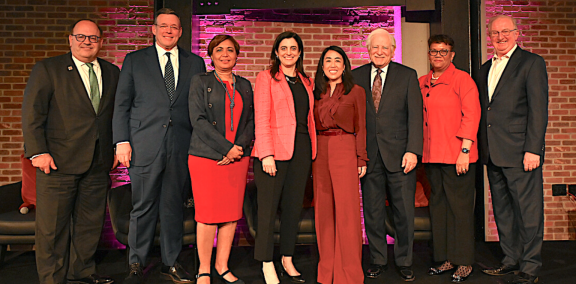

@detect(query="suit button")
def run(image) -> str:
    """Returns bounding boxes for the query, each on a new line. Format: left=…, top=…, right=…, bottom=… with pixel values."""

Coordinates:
left=163, top=124, right=167, bottom=128
left=488, top=124, right=491, bottom=128
left=213, top=121, right=217, bottom=125
left=208, top=104, right=212, bottom=108
left=488, top=107, right=491, bottom=111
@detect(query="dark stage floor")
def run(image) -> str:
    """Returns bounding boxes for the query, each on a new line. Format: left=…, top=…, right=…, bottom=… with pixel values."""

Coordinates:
left=1, top=241, right=575, bottom=284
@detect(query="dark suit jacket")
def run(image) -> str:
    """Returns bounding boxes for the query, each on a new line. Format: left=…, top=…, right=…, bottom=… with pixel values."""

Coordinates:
left=22, top=53, right=120, bottom=174
left=352, top=62, right=423, bottom=173
left=187, top=72, right=254, bottom=160
left=476, top=47, right=548, bottom=167
left=112, top=46, right=206, bottom=166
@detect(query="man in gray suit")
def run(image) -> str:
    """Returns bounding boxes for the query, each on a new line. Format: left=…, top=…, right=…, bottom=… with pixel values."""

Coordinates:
left=352, top=28, right=423, bottom=282
left=22, top=19, right=119, bottom=284
left=113, top=8, right=205, bottom=284
left=477, top=15, right=548, bottom=284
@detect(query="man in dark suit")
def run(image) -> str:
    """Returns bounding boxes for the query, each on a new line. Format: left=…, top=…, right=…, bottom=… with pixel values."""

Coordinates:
left=22, top=19, right=119, bottom=284
left=477, top=15, right=548, bottom=284
left=113, top=8, right=205, bottom=284
left=352, top=28, right=423, bottom=282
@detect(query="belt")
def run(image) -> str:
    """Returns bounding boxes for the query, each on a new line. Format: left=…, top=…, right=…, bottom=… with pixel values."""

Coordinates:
left=318, top=129, right=347, bottom=136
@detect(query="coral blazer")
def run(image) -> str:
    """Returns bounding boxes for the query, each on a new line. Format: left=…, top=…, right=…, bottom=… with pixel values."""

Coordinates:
left=252, top=68, right=317, bottom=161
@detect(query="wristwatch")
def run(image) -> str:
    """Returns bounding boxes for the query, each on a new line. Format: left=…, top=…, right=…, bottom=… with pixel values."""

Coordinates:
left=462, top=148, right=470, bottom=154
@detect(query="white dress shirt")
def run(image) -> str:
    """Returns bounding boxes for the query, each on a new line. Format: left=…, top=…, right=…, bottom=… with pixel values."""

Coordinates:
left=370, top=63, right=390, bottom=91
left=72, top=55, right=102, bottom=99
left=488, top=44, right=518, bottom=101
left=155, top=43, right=179, bottom=88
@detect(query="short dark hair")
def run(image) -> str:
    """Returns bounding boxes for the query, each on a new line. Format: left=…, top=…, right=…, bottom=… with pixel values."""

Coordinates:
left=314, top=46, right=354, bottom=100
left=428, top=34, right=455, bottom=51
left=70, top=19, right=103, bottom=37
left=269, top=31, right=309, bottom=83
left=207, top=34, right=241, bottom=67
left=154, top=8, right=180, bottom=25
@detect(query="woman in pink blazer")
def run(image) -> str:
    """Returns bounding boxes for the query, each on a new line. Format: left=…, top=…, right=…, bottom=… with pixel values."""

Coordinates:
left=251, top=31, right=317, bottom=284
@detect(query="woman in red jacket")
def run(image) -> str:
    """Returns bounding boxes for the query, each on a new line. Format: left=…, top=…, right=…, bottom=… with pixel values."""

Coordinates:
left=312, top=46, right=367, bottom=284
left=251, top=31, right=317, bottom=284
left=419, top=34, right=481, bottom=282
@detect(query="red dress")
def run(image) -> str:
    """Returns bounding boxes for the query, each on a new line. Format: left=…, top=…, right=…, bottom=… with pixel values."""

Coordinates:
left=188, top=81, right=249, bottom=224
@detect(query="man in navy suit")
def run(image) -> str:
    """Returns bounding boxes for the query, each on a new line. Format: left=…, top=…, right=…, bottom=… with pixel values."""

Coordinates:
left=22, top=19, right=119, bottom=284
left=113, top=8, right=205, bottom=284
left=477, top=15, right=548, bottom=284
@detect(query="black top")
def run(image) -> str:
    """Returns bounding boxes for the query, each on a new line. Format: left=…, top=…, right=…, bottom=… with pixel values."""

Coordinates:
left=286, top=75, right=309, bottom=134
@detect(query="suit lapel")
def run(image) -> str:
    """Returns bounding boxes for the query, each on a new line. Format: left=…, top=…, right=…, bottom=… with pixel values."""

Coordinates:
left=97, top=58, right=112, bottom=114
left=172, top=47, right=191, bottom=105
left=277, top=69, right=296, bottom=119
left=379, top=62, right=397, bottom=115
left=359, top=64, right=376, bottom=116
left=491, top=47, right=522, bottom=102
left=145, top=47, right=170, bottom=101
left=67, top=53, right=97, bottom=115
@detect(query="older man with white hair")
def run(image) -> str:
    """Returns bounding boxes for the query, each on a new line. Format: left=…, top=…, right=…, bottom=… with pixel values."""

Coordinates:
left=352, top=28, right=423, bottom=281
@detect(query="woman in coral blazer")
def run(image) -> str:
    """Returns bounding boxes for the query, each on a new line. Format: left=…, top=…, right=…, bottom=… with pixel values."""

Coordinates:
left=251, top=31, right=317, bottom=284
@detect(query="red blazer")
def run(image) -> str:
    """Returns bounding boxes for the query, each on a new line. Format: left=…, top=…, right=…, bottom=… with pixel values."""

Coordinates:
left=251, top=68, right=317, bottom=161
left=419, top=63, right=481, bottom=164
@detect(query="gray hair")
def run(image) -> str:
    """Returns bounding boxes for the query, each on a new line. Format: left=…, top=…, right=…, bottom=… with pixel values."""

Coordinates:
left=366, top=28, right=396, bottom=51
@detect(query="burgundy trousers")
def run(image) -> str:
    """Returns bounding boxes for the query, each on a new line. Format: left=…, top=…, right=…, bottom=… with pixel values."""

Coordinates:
left=313, top=133, right=364, bottom=284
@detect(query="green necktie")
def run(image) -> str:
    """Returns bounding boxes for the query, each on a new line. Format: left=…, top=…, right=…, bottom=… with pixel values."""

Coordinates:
left=86, top=62, right=100, bottom=112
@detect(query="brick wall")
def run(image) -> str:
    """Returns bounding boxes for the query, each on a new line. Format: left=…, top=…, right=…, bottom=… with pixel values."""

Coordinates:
left=0, top=0, right=154, bottom=185
left=485, top=0, right=576, bottom=241
left=195, top=7, right=397, bottom=83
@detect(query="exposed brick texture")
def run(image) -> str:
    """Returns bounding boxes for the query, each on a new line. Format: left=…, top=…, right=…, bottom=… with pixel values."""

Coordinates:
left=485, top=0, right=576, bottom=241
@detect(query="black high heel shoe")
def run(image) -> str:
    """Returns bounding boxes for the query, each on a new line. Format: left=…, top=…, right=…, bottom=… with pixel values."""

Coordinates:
left=428, top=261, right=456, bottom=275
left=279, top=260, right=305, bottom=283
left=451, top=266, right=473, bottom=283
left=215, top=269, right=245, bottom=284
left=196, top=273, right=211, bottom=283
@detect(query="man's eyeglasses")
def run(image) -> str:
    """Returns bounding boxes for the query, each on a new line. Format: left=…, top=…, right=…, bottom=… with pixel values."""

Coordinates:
left=490, top=29, right=517, bottom=37
left=155, top=24, right=180, bottom=31
left=428, top=49, right=451, bottom=56
left=71, top=34, right=101, bottom=43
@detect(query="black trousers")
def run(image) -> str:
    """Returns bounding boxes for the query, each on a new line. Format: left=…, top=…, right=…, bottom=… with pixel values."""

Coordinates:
left=35, top=141, right=109, bottom=284
left=361, top=151, right=416, bottom=267
left=487, top=160, right=543, bottom=276
left=425, top=163, right=476, bottom=266
left=253, top=133, right=312, bottom=262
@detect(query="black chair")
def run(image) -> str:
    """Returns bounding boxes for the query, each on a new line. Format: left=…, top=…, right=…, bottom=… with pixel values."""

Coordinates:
left=243, top=180, right=316, bottom=244
left=0, top=182, right=36, bottom=265
left=106, top=183, right=197, bottom=265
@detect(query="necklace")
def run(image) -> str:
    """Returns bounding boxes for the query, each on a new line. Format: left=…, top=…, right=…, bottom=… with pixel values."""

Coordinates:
left=214, top=71, right=237, bottom=131
left=431, top=72, right=440, bottom=80
left=285, top=75, right=297, bottom=84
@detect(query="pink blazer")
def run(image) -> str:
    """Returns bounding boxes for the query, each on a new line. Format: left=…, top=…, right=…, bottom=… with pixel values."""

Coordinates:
left=251, top=68, right=317, bottom=161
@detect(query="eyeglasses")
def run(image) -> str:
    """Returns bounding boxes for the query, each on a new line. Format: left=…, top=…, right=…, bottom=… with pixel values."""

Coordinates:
left=428, top=49, right=451, bottom=56
left=155, top=24, right=180, bottom=31
left=71, top=34, right=101, bottom=43
left=490, top=29, right=517, bottom=37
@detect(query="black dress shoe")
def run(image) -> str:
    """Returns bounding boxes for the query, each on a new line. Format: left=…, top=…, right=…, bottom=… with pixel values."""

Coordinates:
left=216, top=269, right=245, bottom=284
left=511, top=272, right=539, bottom=283
left=397, top=266, right=415, bottom=282
left=481, top=263, right=519, bottom=276
left=279, top=261, right=305, bottom=283
left=68, top=274, right=114, bottom=284
left=124, top=263, right=143, bottom=284
left=366, top=264, right=388, bottom=279
left=161, top=262, right=194, bottom=283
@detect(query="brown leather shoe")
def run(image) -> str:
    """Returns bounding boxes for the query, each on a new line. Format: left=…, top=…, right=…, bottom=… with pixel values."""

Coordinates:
left=124, top=263, right=143, bottom=284
left=161, top=262, right=194, bottom=283
left=482, top=263, right=519, bottom=276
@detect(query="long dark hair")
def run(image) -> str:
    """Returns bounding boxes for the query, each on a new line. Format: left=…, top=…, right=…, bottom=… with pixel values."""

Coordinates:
left=269, top=31, right=309, bottom=83
left=314, top=46, right=354, bottom=100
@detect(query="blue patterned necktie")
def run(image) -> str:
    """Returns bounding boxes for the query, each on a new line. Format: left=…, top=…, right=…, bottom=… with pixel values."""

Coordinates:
left=164, top=52, right=175, bottom=101
left=86, top=62, right=100, bottom=112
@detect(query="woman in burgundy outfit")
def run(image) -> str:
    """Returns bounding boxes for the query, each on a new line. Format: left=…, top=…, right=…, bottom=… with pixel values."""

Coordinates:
left=312, top=46, right=367, bottom=284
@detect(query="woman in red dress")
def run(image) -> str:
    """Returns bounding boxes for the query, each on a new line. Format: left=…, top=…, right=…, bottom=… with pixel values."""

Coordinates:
left=313, top=46, right=367, bottom=284
left=188, top=35, right=254, bottom=284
